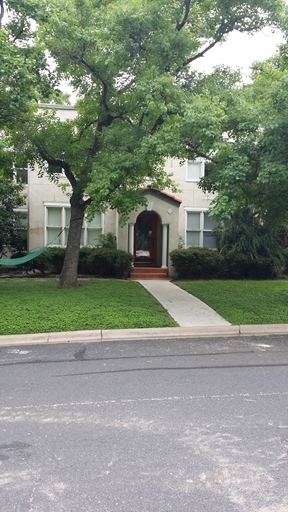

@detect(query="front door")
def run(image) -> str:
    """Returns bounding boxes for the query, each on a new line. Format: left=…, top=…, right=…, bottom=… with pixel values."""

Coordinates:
left=134, top=212, right=158, bottom=266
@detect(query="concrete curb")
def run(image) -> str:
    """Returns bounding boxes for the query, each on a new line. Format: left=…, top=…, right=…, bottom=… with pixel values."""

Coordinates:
left=0, top=324, right=288, bottom=347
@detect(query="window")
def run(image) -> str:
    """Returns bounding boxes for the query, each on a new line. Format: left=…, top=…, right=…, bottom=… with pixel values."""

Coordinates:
left=186, top=210, right=217, bottom=249
left=14, top=166, right=28, bottom=185
left=47, top=163, right=65, bottom=177
left=186, top=160, right=204, bottom=181
left=13, top=209, right=28, bottom=252
left=45, top=204, right=102, bottom=247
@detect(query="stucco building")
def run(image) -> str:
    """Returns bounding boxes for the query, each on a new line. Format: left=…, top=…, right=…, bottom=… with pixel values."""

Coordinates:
left=21, top=104, right=217, bottom=276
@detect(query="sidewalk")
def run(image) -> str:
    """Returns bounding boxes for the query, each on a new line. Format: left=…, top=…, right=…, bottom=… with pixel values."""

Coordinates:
left=0, top=279, right=288, bottom=347
left=138, top=279, right=230, bottom=327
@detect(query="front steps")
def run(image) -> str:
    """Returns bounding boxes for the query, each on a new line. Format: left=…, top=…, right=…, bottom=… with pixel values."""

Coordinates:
left=130, top=267, right=169, bottom=280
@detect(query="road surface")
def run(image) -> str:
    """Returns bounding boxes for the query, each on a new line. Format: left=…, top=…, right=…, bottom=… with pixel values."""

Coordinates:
left=0, top=335, right=288, bottom=511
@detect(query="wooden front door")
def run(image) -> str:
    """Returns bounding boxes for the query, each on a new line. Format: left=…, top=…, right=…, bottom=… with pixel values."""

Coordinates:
left=134, top=212, right=158, bottom=266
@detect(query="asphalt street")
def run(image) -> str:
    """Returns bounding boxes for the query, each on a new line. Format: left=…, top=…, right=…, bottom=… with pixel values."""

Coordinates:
left=0, top=335, right=288, bottom=512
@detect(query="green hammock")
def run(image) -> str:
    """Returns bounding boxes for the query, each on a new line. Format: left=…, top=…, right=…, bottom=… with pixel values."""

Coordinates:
left=0, top=245, right=48, bottom=266
left=0, top=229, right=65, bottom=266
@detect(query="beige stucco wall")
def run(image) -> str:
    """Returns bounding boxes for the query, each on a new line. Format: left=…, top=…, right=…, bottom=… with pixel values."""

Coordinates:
left=162, top=158, right=214, bottom=245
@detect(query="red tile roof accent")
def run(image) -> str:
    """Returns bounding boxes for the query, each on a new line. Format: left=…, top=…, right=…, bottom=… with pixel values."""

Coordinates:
left=141, top=186, right=182, bottom=204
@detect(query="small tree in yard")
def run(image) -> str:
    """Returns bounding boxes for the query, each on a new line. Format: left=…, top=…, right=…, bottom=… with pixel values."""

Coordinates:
left=5, top=0, right=286, bottom=287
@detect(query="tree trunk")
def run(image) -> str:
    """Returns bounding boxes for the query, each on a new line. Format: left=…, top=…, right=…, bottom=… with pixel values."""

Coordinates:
left=59, top=193, right=85, bottom=288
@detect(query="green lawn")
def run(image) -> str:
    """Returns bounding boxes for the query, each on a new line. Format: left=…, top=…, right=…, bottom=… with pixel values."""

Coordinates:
left=0, top=278, right=177, bottom=335
left=175, top=280, right=288, bottom=325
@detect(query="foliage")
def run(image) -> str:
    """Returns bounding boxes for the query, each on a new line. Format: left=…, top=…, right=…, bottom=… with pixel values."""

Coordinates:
left=114, top=250, right=133, bottom=279
left=21, top=247, right=66, bottom=274
left=5, top=0, right=285, bottom=287
left=213, top=208, right=285, bottom=278
left=221, top=254, right=284, bottom=280
left=97, top=232, right=117, bottom=250
left=170, top=247, right=221, bottom=279
left=86, top=248, right=133, bottom=278
left=175, top=280, right=288, bottom=325
left=0, top=171, right=25, bottom=255
left=23, top=246, right=133, bottom=278
left=281, top=246, right=288, bottom=275
left=213, top=209, right=284, bottom=259
left=170, top=244, right=284, bottom=280
left=0, top=278, right=177, bottom=334
left=200, top=43, right=288, bottom=235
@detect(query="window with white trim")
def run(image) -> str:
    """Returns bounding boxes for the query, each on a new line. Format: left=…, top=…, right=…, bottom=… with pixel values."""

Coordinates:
left=45, top=204, right=102, bottom=247
left=186, top=159, right=204, bottom=182
left=186, top=210, right=217, bottom=249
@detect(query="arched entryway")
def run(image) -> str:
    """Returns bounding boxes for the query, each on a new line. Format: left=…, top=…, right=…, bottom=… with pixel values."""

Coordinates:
left=134, top=211, right=159, bottom=266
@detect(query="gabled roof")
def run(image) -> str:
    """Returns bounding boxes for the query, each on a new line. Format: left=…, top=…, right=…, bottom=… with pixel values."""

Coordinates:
left=142, top=186, right=182, bottom=206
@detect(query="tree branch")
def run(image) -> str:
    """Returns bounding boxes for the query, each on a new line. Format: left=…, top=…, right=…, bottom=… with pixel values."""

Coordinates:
left=0, top=0, right=4, bottom=30
left=186, top=140, right=216, bottom=162
left=182, top=15, right=246, bottom=68
left=76, top=56, right=110, bottom=112
left=38, top=151, right=78, bottom=188
left=176, top=0, right=191, bottom=31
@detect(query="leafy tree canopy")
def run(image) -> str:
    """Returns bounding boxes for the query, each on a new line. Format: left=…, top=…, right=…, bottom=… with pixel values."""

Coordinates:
left=201, top=41, right=288, bottom=234
left=3, top=0, right=287, bottom=285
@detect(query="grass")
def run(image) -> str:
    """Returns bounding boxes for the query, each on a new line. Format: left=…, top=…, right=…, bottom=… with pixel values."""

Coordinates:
left=0, top=278, right=178, bottom=335
left=175, top=280, right=288, bottom=325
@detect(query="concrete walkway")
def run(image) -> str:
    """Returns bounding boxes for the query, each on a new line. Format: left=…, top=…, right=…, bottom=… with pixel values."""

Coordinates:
left=137, top=280, right=231, bottom=327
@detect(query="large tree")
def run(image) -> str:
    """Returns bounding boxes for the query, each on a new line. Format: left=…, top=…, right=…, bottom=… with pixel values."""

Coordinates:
left=7, top=0, right=286, bottom=287
left=201, top=43, right=288, bottom=235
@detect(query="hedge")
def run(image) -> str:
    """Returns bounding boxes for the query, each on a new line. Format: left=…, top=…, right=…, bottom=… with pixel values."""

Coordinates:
left=21, top=247, right=133, bottom=278
left=170, top=247, right=284, bottom=280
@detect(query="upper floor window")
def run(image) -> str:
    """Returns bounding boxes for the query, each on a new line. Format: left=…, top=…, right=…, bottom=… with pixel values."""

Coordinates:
left=14, top=166, right=28, bottom=185
left=186, top=160, right=204, bottom=182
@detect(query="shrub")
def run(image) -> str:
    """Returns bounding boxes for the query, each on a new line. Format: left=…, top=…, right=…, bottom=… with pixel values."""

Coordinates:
left=86, top=248, right=117, bottom=276
left=86, top=248, right=133, bottom=278
left=282, top=247, right=288, bottom=275
left=170, top=248, right=221, bottom=279
left=97, top=232, right=117, bottom=249
left=170, top=247, right=284, bottom=280
left=46, top=247, right=66, bottom=273
left=19, top=247, right=65, bottom=274
left=220, top=254, right=284, bottom=279
left=78, top=247, right=92, bottom=274
left=113, top=250, right=133, bottom=279
left=17, top=245, right=132, bottom=278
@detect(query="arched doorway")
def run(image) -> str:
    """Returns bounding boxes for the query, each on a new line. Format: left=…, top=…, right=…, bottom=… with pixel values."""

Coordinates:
left=134, top=211, right=159, bottom=266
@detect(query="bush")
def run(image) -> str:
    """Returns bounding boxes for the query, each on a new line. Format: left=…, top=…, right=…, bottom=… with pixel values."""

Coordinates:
left=21, top=247, right=66, bottom=274
left=97, top=232, right=117, bottom=249
left=46, top=247, right=66, bottom=273
left=170, top=248, right=221, bottom=279
left=220, top=254, right=284, bottom=280
left=86, top=248, right=116, bottom=276
left=282, top=247, right=288, bottom=275
left=18, top=245, right=132, bottom=278
left=86, top=248, right=133, bottom=278
left=114, top=250, right=133, bottom=279
left=78, top=247, right=92, bottom=274
left=170, top=247, right=284, bottom=280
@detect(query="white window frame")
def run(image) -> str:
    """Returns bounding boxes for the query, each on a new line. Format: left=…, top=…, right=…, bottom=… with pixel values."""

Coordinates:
left=44, top=203, right=103, bottom=247
left=186, top=159, right=205, bottom=182
left=185, top=208, right=217, bottom=248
